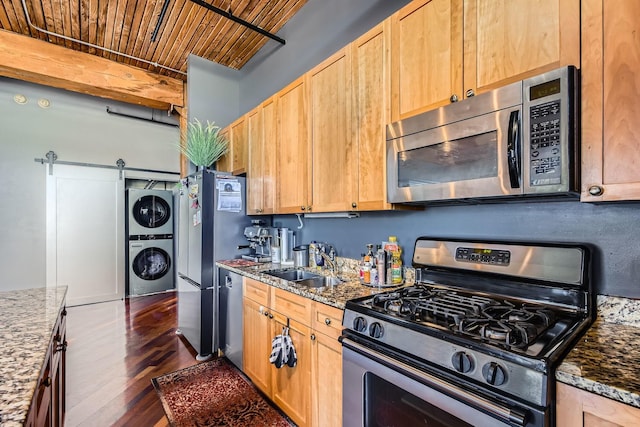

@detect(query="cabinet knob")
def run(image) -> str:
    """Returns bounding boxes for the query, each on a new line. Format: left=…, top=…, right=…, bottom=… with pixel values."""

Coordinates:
left=325, top=318, right=331, bottom=325
left=351, top=202, right=357, bottom=209
left=269, top=313, right=274, bottom=319
left=310, top=334, right=316, bottom=341
left=307, top=206, right=312, bottom=211
left=450, top=94, right=459, bottom=103
left=465, top=89, right=476, bottom=97
left=588, top=185, right=604, bottom=196
left=301, top=206, right=306, bottom=211
left=263, top=311, right=269, bottom=317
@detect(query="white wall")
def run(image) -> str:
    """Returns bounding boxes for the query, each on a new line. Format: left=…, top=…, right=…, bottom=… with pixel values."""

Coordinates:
left=0, top=77, right=180, bottom=291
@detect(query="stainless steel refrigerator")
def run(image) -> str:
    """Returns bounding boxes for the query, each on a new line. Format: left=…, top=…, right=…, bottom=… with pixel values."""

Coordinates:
left=176, top=170, right=251, bottom=361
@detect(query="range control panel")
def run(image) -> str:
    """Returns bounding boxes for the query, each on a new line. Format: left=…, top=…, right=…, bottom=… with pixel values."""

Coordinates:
left=455, top=247, right=511, bottom=266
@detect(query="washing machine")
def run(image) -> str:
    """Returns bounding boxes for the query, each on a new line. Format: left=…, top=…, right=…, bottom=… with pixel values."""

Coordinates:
left=127, top=189, right=173, bottom=236
left=128, top=236, right=174, bottom=295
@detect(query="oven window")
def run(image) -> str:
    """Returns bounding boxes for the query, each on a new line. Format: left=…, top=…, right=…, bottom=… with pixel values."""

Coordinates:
left=397, top=131, right=498, bottom=187
left=364, top=373, right=472, bottom=427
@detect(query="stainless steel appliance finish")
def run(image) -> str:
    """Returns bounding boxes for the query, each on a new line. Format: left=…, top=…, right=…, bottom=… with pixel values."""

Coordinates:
left=241, top=220, right=274, bottom=262
left=128, top=235, right=174, bottom=295
left=341, top=237, right=593, bottom=427
left=386, top=66, right=580, bottom=204
left=219, top=268, right=243, bottom=369
left=127, top=188, right=174, bottom=236
left=176, top=171, right=252, bottom=360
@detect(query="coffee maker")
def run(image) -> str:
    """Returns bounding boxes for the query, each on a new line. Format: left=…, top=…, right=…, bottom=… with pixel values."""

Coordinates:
left=240, top=220, right=275, bottom=262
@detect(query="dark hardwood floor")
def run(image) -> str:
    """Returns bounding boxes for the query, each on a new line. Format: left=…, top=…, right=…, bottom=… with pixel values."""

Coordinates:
left=65, top=291, right=198, bottom=427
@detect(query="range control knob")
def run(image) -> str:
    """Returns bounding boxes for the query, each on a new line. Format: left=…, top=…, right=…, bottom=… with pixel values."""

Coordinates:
left=369, top=322, right=384, bottom=338
left=482, top=362, right=508, bottom=386
left=451, top=351, right=474, bottom=373
left=353, top=316, right=368, bottom=333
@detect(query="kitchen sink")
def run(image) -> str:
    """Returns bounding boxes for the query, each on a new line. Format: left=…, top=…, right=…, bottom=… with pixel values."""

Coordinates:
left=263, top=268, right=343, bottom=288
left=263, top=268, right=322, bottom=281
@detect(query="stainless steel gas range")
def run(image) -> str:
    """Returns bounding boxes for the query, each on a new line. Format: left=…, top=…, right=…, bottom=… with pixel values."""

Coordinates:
left=341, top=237, right=594, bottom=427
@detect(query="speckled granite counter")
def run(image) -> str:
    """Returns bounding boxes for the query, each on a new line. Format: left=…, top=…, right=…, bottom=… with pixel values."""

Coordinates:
left=217, top=258, right=411, bottom=310
left=0, top=286, right=67, bottom=426
left=556, top=295, right=640, bottom=408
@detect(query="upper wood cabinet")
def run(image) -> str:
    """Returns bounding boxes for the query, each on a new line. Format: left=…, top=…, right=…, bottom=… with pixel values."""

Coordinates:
left=308, top=47, right=357, bottom=213
left=463, top=0, right=580, bottom=95
left=217, top=116, right=248, bottom=175
left=352, top=20, right=394, bottom=211
left=247, top=98, right=277, bottom=214
left=580, top=0, right=640, bottom=201
left=391, top=0, right=463, bottom=121
left=276, top=76, right=312, bottom=213
left=390, top=0, right=580, bottom=121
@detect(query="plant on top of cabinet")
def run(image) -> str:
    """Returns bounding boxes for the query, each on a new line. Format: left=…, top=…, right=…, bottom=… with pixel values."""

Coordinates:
left=179, top=118, right=229, bottom=169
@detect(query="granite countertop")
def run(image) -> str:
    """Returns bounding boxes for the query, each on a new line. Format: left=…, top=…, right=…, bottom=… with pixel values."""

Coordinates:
left=218, top=257, right=411, bottom=310
left=0, top=286, right=67, bottom=426
left=556, top=295, right=640, bottom=408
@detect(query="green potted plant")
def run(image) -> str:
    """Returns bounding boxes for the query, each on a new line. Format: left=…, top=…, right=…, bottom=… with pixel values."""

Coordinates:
left=180, top=118, right=228, bottom=169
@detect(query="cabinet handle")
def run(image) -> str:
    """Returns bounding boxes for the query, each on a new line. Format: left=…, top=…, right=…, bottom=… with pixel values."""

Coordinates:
left=450, top=94, right=459, bottom=103
left=42, top=377, right=52, bottom=387
left=307, top=206, right=312, bottom=212
left=269, top=313, right=274, bottom=319
left=310, top=334, right=316, bottom=341
left=588, top=185, right=604, bottom=196
left=325, top=318, right=331, bottom=325
left=465, top=89, right=476, bottom=97
left=263, top=311, right=269, bottom=317
left=301, top=206, right=306, bottom=211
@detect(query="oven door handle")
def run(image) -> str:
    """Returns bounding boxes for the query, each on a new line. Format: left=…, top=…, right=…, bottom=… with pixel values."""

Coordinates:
left=342, top=337, right=528, bottom=427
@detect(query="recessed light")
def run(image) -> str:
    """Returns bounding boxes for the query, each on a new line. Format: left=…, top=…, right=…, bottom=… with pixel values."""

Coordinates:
left=13, top=94, right=27, bottom=104
left=38, top=98, right=51, bottom=108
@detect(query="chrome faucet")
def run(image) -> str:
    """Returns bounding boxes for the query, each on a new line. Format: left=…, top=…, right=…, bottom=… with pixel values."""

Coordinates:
left=318, top=249, right=338, bottom=276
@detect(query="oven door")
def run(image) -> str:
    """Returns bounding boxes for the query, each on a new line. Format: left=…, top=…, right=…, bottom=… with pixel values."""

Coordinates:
left=342, top=337, right=545, bottom=427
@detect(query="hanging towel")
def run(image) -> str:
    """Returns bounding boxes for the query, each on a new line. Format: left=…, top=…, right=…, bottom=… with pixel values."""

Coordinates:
left=269, top=327, right=297, bottom=368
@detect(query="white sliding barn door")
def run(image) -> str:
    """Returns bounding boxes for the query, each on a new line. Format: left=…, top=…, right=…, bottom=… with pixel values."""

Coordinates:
left=47, top=165, right=125, bottom=306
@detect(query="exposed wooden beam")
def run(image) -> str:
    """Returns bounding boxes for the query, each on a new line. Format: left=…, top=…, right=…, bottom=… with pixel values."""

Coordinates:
left=0, top=29, right=184, bottom=110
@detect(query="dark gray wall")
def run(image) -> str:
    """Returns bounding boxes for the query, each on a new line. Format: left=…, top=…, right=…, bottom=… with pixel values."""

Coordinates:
left=273, top=200, right=640, bottom=298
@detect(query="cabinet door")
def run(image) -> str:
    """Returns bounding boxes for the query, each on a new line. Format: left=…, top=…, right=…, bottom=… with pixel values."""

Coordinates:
left=261, top=98, right=277, bottom=214
left=309, top=47, right=356, bottom=213
left=230, top=117, right=248, bottom=175
left=242, top=297, right=272, bottom=395
left=391, top=0, right=464, bottom=121
left=271, top=315, right=312, bottom=427
left=463, top=0, right=580, bottom=96
left=581, top=0, right=640, bottom=201
left=556, top=382, right=640, bottom=426
left=277, top=76, right=311, bottom=213
left=215, top=128, right=231, bottom=172
left=247, top=106, right=264, bottom=214
left=352, top=20, right=393, bottom=211
left=312, top=331, right=342, bottom=427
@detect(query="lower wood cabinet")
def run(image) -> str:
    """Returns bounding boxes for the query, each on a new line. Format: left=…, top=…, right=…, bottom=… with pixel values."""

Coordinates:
left=242, top=277, right=343, bottom=427
left=556, top=382, right=640, bottom=426
left=25, top=305, right=67, bottom=427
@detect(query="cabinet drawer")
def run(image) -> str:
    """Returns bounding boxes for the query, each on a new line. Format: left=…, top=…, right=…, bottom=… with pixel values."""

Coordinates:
left=312, top=302, right=344, bottom=341
left=272, top=288, right=312, bottom=326
left=244, top=277, right=270, bottom=305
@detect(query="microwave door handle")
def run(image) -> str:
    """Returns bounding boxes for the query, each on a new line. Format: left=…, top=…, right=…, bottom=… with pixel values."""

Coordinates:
left=507, top=110, right=521, bottom=188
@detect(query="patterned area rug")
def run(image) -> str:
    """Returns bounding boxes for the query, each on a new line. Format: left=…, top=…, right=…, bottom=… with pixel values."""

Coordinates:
left=152, top=357, right=295, bottom=426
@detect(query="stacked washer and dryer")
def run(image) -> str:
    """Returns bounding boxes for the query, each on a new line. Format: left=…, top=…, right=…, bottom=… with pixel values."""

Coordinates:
left=126, top=188, right=175, bottom=296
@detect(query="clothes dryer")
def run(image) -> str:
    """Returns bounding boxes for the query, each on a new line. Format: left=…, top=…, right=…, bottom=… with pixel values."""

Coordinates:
left=128, top=236, right=174, bottom=295
left=127, top=189, right=173, bottom=236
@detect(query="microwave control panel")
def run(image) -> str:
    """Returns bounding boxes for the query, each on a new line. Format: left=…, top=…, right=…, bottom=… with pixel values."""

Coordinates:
left=529, top=100, right=562, bottom=186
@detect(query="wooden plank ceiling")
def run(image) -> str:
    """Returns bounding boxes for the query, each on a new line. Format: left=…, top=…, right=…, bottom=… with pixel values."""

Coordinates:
left=0, top=0, right=307, bottom=81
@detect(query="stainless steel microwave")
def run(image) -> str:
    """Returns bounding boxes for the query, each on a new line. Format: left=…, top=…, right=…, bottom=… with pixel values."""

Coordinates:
left=386, top=66, right=580, bottom=204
